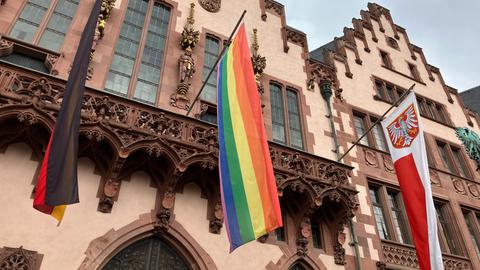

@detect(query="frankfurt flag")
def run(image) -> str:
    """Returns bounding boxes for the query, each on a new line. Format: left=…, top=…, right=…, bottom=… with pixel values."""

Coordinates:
left=381, top=92, right=443, bottom=270
left=33, top=0, right=102, bottom=223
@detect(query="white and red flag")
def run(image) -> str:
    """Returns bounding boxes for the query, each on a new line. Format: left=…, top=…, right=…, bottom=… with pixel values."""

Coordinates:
left=381, top=92, right=443, bottom=270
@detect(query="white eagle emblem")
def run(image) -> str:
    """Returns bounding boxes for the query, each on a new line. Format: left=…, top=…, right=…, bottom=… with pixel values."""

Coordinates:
left=387, top=104, right=419, bottom=148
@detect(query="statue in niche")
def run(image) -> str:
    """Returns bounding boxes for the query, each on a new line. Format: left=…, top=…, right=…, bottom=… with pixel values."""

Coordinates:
left=178, top=50, right=195, bottom=87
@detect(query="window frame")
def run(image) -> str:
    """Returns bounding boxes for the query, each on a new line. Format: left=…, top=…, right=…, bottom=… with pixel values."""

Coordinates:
left=379, top=49, right=393, bottom=69
left=434, top=201, right=465, bottom=256
left=200, top=34, right=222, bottom=105
left=372, top=77, right=452, bottom=126
left=352, top=109, right=387, bottom=152
left=435, top=139, right=473, bottom=179
left=368, top=182, right=412, bottom=244
left=407, top=62, right=421, bottom=82
left=103, top=0, right=172, bottom=106
left=269, top=82, right=306, bottom=150
left=461, top=207, right=480, bottom=258
left=9, top=0, right=80, bottom=52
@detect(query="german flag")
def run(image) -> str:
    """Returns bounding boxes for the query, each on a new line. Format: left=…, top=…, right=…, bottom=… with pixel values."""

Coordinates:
left=33, top=0, right=102, bottom=223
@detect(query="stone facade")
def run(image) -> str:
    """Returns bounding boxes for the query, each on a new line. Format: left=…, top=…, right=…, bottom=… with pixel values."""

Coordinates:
left=0, top=1, right=478, bottom=269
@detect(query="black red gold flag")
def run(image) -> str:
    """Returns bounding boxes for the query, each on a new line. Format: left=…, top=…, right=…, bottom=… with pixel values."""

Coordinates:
left=33, top=0, right=102, bottom=223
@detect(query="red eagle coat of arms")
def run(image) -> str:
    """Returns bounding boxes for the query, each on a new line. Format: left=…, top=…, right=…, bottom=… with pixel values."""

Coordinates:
left=387, top=104, right=419, bottom=148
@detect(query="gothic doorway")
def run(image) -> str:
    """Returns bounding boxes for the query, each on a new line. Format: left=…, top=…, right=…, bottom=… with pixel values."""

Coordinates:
left=102, top=236, right=189, bottom=270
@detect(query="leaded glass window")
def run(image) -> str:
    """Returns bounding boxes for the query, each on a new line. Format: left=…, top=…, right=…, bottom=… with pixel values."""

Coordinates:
left=10, top=0, right=78, bottom=51
left=287, top=89, right=304, bottom=150
left=105, top=0, right=170, bottom=105
left=387, top=192, right=410, bottom=244
left=38, top=0, right=79, bottom=51
left=372, top=121, right=387, bottom=151
left=353, top=115, right=369, bottom=147
left=369, top=187, right=389, bottom=240
left=270, top=84, right=286, bottom=144
left=435, top=203, right=462, bottom=255
left=102, top=237, right=189, bottom=270
left=201, top=36, right=220, bottom=104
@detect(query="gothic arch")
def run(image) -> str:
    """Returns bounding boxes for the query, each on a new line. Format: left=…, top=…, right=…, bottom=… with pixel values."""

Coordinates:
left=274, top=254, right=327, bottom=270
left=79, top=212, right=216, bottom=270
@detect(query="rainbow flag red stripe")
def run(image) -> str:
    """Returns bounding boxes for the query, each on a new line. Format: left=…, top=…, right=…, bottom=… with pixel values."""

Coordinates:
left=218, top=23, right=282, bottom=251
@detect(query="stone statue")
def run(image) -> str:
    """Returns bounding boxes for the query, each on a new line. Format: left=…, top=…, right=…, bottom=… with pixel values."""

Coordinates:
left=178, top=51, right=195, bottom=85
left=455, top=127, right=480, bottom=170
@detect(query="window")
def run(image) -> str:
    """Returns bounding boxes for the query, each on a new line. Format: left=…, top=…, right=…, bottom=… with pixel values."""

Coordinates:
left=374, top=79, right=405, bottom=103
left=275, top=210, right=287, bottom=242
left=269, top=84, right=304, bottom=150
left=387, top=192, right=411, bottom=244
left=435, top=202, right=463, bottom=255
left=374, top=78, right=451, bottom=125
left=199, top=103, right=217, bottom=124
left=408, top=63, right=421, bottom=81
left=380, top=50, right=393, bottom=69
left=462, top=209, right=480, bottom=257
left=436, top=141, right=471, bottom=178
left=0, top=52, right=49, bottom=73
left=353, top=112, right=387, bottom=151
left=104, top=0, right=170, bottom=105
left=10, top=0, right=79, bottom=51
left=201, top=36, right=221, bottom=104
left=369, top=186, right=390, bottom=240
left=369, top=183, right=412, bottom=244
left=311, top=221, right=323, bottom=249
left=353, top=115, right=370, bottom=147
left=386, top=36, right=399, bottom=50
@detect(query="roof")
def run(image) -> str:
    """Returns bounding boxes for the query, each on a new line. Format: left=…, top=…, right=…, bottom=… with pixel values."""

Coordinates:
left=309, top=40, right=336, bottom=64
left=460, top=85, right=480, bottom=114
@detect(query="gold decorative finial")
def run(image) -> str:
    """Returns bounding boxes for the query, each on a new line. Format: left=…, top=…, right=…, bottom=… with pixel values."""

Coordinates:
left=187, top=3, right=195, bottom=26
left=253, top=28, right=259, bottom=54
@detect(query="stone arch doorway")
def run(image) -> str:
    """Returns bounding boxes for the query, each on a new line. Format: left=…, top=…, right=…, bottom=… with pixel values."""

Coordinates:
left=102, top=236, right=189, bottom=270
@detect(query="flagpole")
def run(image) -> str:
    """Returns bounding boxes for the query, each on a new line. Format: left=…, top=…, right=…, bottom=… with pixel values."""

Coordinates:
left=337, top=83, right=415, bottom=162
left=186, top=10, right=247, bottom=117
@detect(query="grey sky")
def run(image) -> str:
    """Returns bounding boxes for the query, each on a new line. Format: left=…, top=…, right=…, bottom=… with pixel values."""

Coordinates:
left=277, top=0, right=480, bottom=92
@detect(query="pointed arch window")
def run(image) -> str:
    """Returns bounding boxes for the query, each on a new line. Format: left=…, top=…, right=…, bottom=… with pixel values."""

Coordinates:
left=102, top=236, right=189, bottom=270
left=104, top=0, right=171, bottom=105
left=10, top=0, right=80, bottom=51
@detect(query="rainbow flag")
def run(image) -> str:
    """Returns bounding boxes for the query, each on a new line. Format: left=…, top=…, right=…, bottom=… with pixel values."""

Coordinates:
left=218, top=23, right=282, bottom=251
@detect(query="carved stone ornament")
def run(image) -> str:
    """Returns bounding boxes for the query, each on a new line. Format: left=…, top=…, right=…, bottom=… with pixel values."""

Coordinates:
left=0, top=0, right=6, bottom=6
left=468, top=183, right=480, bottom=198
left=251, top=29, right=266, bottom=99
left=0, top=38, right=14, bottom=56
left=383, top=155, right=394, bottom=173
left=334, top=224, right=346, bottom=265
left=296, top=218, right=311, bottom=256
left=209, top=202, right=224, bottom=234
left=154, top=189, right=175, bottom=232
left=364, top=149, right=378, bottom=167
left=0, top=246, right=39, bottom=270
left=429, top=169, right=440, bottom=186
left=198, top=0, right=221, bottom=13
left=452, top=178, right=466, bottom=194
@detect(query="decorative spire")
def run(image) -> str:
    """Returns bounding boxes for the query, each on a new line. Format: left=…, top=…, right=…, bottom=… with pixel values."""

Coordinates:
left=180, top=3, right=200, bottom=51
left=172, top=3, right=199, bottom=110
left=251, top=28, right=267, bottom=98
left=252, top=28, right=259, bottom=54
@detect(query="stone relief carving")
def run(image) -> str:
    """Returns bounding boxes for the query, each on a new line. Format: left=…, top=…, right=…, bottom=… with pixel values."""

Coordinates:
left=296, top=217, right=311, bottom=256
left=333, top=224, right=346, bottom=265
left=154, top=188, right=176, bottom=232
left=251, top=29, right=266, bottom=99
left=198, top=0, right=221, bottom=13
left=0, top=246, right=40, bottom=270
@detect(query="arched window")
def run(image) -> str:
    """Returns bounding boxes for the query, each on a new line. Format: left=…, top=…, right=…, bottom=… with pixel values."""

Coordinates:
left=102, top=236, right=189, bottom=270
left=288, top=261, right=313, bottom=270
left=10, top=0, right=80, bottom=51
left=104, top=0, right=171, bottom=105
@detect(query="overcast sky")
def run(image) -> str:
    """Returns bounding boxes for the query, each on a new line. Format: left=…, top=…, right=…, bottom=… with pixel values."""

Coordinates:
left=277, top=0, right=480, bottom=92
